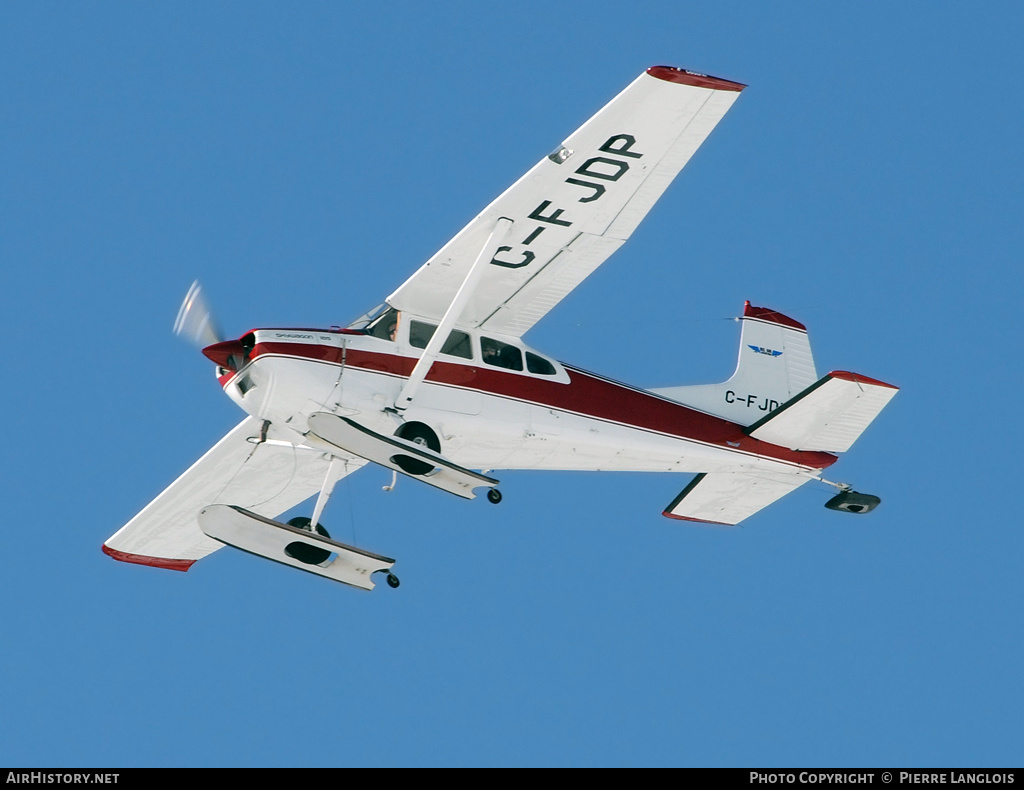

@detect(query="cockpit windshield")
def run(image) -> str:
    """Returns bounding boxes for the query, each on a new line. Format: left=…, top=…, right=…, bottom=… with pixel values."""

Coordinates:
left=364, top=306, right=401, bottom=341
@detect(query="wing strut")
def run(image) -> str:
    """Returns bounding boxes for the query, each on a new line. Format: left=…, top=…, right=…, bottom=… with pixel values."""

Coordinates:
left=394, top=217, right=513, bottom=411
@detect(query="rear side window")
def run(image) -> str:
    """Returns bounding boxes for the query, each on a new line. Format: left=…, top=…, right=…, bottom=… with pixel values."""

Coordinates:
left=481, top=337, right=523, bottom=371
left=409, top=320, right=473, bottom=359
left=525, top=352, right=556, bottom=376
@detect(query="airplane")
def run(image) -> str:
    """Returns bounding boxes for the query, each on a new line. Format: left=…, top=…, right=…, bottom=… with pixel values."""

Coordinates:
left=103, top=65, right=898, bottom=591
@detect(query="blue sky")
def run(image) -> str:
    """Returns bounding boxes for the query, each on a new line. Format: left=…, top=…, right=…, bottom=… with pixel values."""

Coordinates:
left=3, top=1, right=1022, bottom=767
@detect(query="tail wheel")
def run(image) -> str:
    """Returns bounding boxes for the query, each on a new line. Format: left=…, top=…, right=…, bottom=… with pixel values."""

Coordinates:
left=824, top=491, right=881, bottom=514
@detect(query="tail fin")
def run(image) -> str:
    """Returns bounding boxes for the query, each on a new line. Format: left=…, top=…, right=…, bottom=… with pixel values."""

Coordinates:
left=650, top=301, right=818, bottom=426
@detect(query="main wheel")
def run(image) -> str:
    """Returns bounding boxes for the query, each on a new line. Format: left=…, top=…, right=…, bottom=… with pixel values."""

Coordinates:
left=487, top=488, right=502, bottom=504
left=286, top=516, right=330, bottom=538
left=387, top=573, right=400, bottom=588
left=394, top=421, right=440, bottom=452
left=393, top=422, right=441, bottom=476
left=284, top=517, right=332, bottom=565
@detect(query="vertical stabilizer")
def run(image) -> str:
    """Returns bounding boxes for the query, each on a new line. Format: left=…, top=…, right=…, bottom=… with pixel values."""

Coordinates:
left=650, top=301, right=818, bottom=426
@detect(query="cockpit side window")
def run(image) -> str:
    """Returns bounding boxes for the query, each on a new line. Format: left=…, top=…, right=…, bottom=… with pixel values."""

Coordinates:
left=409, top=320, right=473, bottom=359
left=525, top=351, right=556, bottom=376
left=481, top=337, right=523, bottom=371
left=366, top=307, right=400, bottom=341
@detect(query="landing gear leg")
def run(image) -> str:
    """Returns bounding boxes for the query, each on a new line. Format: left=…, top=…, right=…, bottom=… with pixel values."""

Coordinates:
left=308, top=456, right=401, bottom=589
left=309, top=457, right=346, bottom=528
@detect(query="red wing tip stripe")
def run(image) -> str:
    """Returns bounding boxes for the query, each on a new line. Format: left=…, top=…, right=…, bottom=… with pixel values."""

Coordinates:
left=743, top=300, right=807, bottom=331
left=829, top=370, right=899, bottom=390
left=661, top=511, right=735, bottom=526
left=647, top=66, right=746, bottom=92
left=102, top=544, right=195, bottom=572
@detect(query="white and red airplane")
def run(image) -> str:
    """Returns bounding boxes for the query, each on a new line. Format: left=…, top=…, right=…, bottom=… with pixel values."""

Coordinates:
left=104, top=66, right=898, bottom=590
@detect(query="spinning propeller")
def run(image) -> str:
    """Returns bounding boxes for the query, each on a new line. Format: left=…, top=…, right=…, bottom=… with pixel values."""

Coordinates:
left=174, top=281, right=251, bottom=371
left=173, top=281, right=223, bottom=348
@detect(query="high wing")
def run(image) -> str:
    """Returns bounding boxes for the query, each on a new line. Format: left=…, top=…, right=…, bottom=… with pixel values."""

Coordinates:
left=104, top=418, right=365, bottom=571
left=386, top=66, right=745, bottom=337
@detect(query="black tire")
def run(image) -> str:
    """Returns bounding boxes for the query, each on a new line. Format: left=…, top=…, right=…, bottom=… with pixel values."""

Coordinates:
left=286, top=516, right=330, bottom=538
left=394, top=421, right=440, bottom=452
left=387, top=573, right=400, bottom=589
left=284, top=517, right=332, bottom=565
left=487, top=488, right=502, bottom=504
left=393, top=422, right=442, bottom=476
left=824, top=491, right=881, bottom=514
left=390, top=454, right=434, bottom=476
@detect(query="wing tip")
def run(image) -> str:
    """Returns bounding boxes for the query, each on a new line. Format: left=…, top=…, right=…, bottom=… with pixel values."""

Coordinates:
left=828, top=370, right=900, bottom=390
left=646, top=65, right=746, bottom=92
left=661, top=510, right=736, bottom=527
left=102, top=543, right=195, bottom=572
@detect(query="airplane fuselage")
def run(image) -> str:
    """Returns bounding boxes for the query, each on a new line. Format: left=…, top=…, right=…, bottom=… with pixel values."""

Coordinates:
left=208, top=325, right=837, bottom=486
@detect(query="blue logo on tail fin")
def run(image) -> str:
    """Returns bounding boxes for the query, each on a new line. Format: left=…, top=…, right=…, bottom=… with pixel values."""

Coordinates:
left=748, top=345, right=783, bottom=357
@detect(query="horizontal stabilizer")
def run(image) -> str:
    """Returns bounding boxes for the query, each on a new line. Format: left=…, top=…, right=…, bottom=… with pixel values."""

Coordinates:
left=198, top=505, right=394, bottom=590
left=663, top=470, right=811, bottom=526
left=306, top=413, right=498, bottom=500
left=746, top=371, right=898, bottom=452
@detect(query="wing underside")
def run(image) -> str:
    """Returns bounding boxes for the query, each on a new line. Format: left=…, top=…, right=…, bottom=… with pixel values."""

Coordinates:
left=104, top=418, right=364, bottom=570
left=387, top=66, right=745, bottom=337
left=662, top=470, right=811, bottom=526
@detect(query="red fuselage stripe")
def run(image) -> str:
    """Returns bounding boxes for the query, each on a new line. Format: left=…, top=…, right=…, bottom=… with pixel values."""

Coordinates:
left=248, top=341, right=837, bottom=469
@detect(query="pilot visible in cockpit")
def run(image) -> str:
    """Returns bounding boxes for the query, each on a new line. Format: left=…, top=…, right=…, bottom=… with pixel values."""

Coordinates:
left=365, top=307, right=401, bottom=342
